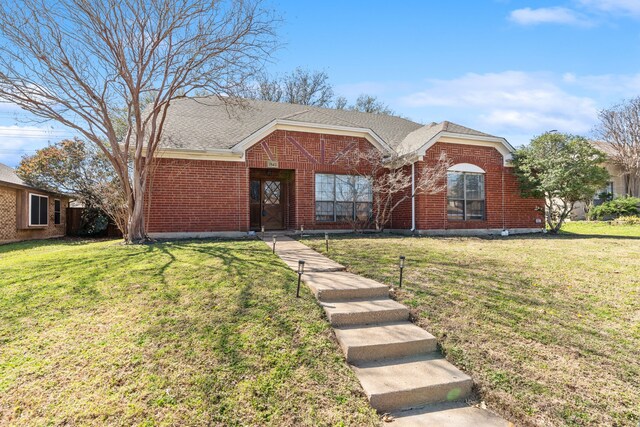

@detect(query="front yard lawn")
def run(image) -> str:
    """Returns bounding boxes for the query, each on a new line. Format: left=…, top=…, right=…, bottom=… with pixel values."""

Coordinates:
left=0, top=239, right=378, bottom=426
left=305, top=223, right=640, bottom=427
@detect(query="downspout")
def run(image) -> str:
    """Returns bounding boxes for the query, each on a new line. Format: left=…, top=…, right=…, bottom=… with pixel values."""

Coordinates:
left=411, top=162, right=416, bottom=232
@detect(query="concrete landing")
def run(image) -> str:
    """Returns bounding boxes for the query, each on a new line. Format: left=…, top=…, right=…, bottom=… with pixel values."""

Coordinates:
left=268, top=235, right=345, bottom=272
left=262, top=235, right=511, bottom=426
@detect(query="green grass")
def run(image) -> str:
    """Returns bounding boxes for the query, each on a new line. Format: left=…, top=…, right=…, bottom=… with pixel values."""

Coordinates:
left=0, top=238, right=379, bottom=426
left=303, top=223, right=640, bottom=427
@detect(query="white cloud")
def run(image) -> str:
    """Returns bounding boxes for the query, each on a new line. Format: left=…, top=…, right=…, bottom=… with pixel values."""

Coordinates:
left=398, top=71, right=599, bottom=137
left=579, top=0, right=640, bottom=16
left=508, top=7, right=591, bottom=26
left=0, top=125, right=63, bottom=167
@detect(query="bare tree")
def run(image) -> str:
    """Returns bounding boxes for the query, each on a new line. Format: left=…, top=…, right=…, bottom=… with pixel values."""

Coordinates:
left=595, top=97, right=640, bottom=197
left=337, top=148, right=451, bottom=231
left=247, top=68, right=334, bottom=107
left=352, top=94, right=394, bottom=115
left=0, top=0, right=276, bottom=242
left=334, top=96, right=349, bottom=110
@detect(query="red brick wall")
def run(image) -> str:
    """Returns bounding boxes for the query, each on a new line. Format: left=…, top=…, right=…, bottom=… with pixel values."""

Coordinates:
left=146, top=132, right=542, bottom=234
left=146, top=159, right=249, bottom=232
left=411, top=142, right=543, bottom=230
left=246, top=130, right=376, bottom=230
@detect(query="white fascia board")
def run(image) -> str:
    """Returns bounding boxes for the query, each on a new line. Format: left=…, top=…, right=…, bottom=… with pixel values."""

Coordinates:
left=231, top=119, right=393, bottom=154
left=155, top=148, right=245, bottom=162
left=413, top=132, right=514, bottom=166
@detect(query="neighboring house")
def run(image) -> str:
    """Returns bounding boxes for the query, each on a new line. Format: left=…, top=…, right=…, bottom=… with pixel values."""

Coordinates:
left=572, top=140, right=640, bottom=219
left=147, top=98, right=543, bottom=237
left=0, top=162, right=69, bottom=244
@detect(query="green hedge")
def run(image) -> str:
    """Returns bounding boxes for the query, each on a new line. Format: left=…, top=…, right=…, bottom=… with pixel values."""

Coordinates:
left=590, top=197, right=640, bottom=220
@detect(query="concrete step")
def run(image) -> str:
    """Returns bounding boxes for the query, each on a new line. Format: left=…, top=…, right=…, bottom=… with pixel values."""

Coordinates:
left=352, top=354, right=473, bottom=413
left=304, top=271, right=389, bottom=302
left=321, top=298, right=409, bottom=327
left=391, top=402, right=512, bottom=427
left=334, top=322, right=437, bottom=363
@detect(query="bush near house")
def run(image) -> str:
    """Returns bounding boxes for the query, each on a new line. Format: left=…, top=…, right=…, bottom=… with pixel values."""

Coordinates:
left=589, top=197, right=640, bottom=220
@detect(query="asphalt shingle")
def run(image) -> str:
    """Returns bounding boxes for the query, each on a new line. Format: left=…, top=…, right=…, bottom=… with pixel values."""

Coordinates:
left=158, top=97, right=498, bottom=154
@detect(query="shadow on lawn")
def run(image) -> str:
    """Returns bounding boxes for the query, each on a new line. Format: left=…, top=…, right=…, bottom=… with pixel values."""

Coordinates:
left=135, top=240, right=304, bottom=411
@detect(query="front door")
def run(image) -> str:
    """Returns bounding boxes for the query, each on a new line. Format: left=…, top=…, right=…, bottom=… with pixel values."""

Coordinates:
left=250, top=179, right=284, bottom=230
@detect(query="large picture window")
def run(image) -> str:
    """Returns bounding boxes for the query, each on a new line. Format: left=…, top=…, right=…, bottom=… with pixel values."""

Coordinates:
left=315, top=174, right=372, bottom=222
left=447, top=168, right=485, bottom=221
left=29, top=193, right=49, bottom=226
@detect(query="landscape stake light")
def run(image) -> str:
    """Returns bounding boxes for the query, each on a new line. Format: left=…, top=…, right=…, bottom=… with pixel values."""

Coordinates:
left=301, top=224, right=304, bottom=235
left=261, top=225, right=265, bottom=239
left=325, top=232, right=329, bottom=252
left=399, top=255, right=406, bottom=288
left=272, top=235, right=276, bottom=254
left=296, top=260, right=305, bottom=298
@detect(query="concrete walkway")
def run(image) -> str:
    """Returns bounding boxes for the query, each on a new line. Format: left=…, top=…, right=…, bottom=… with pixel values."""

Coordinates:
left=264, top=234, right=511, bottom=426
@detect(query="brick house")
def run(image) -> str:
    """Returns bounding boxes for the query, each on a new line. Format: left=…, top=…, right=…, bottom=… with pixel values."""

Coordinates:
left=0, top=163, right=69, bottom=244
left=147, top=98, right=543, bottom=237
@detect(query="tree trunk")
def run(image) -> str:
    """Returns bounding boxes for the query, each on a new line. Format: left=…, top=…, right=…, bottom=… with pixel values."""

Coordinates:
left=127, top=172, right=148, bottom=243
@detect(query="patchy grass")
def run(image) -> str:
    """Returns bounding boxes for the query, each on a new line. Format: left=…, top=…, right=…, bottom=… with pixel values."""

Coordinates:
left=0, top=238, right=379, bottom=426
left=303, top=224, right=640, bottom=427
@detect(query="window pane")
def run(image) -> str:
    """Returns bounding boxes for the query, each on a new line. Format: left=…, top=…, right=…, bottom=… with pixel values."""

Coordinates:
left=39, top=197, right=48, bottom=225
left=355, top=176, right=373, bottom=202
left=335, top=175, right=355, bottom=202
left=466, top=200, right=485, bottom=220
left=263, top=181, right=281, bottom=205
left=250, top=180, right=260, bottom=203
left=30, top=195, right=39, bottom=225
left=355, top=202, right=372, bottom=221
left=447, top=173, right=464, bottom=198
left=315, top=174, right=334, bottom=201
left=315, top=201, right=334, bottom=222
left=447, top=200, right=464, bottom=220
left=335, top=202, right=354, bottom=221
left=465, top=174, right=484, bottom=200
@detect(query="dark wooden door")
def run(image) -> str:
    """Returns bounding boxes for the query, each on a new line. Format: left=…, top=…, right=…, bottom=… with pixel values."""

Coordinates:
left=261, top=180, right=284, bottom=230
left=250, top=179, right=285, bottom=230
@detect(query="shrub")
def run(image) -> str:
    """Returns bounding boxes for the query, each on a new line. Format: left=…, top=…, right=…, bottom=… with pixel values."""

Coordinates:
left=590, top=197, right=640, bottom=220
left=611, top=215, right=640, bottom=226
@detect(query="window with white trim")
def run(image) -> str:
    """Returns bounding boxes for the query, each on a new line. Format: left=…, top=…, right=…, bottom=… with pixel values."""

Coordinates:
left=29, top=194, right=49, bottom=226
left=315, top=174, right=372, bottom=222
left=54, top=199, right=62, bottom=225
left=447, top=167, right=485, bottom=221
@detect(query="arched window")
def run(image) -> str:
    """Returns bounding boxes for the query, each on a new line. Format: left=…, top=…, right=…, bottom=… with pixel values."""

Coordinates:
left=447, top=164, right=485, bottom=221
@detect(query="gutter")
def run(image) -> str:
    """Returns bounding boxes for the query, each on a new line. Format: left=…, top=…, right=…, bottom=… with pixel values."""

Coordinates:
left=411, top=162, right=416, bottom=232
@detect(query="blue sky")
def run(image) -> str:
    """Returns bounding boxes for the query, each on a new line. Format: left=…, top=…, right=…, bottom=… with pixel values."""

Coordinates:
left=2, top=0, right=640, bottom=166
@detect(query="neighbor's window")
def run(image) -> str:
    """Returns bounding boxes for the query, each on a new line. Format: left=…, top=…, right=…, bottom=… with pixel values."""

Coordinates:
left=29, top=194, right=49, bottom=226
left=315, top=174, right=372, bottom=222
left=54, top=199, right=61, bottom=225
left=447, top=168, right=485, bottom=221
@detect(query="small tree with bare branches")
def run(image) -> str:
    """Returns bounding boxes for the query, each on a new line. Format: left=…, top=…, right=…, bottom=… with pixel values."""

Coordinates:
left=595, top=97, right=640, bottom=197
left=337, top=148, right=451, bottom=231
left=0, top=0, right=276, bottom=242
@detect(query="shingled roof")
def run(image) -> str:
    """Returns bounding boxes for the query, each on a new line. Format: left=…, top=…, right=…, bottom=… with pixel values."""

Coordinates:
left=0, top=162, right=27, bottom=187
left=158, top=97, right=501, bottom=154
